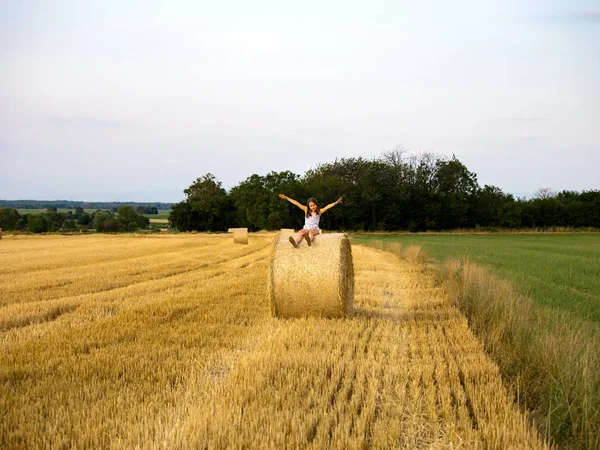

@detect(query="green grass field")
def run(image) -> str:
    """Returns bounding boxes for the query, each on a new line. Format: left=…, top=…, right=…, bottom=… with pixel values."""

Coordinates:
left=143, top=210, right=171, bottom=219
left=353, top=233, right=600, bottom=324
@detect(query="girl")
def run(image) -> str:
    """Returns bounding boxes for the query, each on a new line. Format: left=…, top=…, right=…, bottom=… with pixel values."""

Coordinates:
left=279, top=194, right=343, bottom=247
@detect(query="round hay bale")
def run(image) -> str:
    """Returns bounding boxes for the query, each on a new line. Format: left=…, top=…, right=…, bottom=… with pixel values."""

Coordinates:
left=280, top=228, right=295, bottom=234
left=233, top=228, right=248, bottom=244
left=269, top=232, right=354, bottom=318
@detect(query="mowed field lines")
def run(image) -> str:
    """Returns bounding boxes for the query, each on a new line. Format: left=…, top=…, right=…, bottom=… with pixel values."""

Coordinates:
left=0, top=234, right=545, bottom=449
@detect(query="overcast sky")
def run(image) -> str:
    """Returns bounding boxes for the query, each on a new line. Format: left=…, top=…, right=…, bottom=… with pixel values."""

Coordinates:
left=1, top=1, right=599, bottom=202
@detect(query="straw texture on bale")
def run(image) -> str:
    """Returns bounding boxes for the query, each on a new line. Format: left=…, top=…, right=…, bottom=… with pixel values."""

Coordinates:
left=280, top=228, right=295, bottom=234
left=233, top=228, right=248, bottom=244
left=269, top=232, right=354, bottom=318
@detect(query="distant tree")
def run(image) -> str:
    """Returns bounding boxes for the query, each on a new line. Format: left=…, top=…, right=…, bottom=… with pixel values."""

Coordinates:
left=230, top=171, right=305, bottom=231
left=500, top=201, right=522, bottom=228
left=0, top=208, right=21, bottom=231
left=116, top=206, right=140, bottom=232
left=27, top=214, right=49, bottom=233
left=380, top=145, right=409, bottom=167
left=579, top=190, right=600, bottom=227
left=432, top=156, right=478, bottom=229
left=303, top=158, right=374, bottom=230
left=183, top=173, right=232, bottom=231
left=403, top=152, right=439, bottom=231
left=469, top=185, right=510, bottom=227
left=47, top=206, right=58, bottom=213
left=169, top=201, right=201, bottom=232
left=77, top=213, right=91, bottom=226
left=75, top=207, right=84, bottom=215
left=137, top=215, right=150, bottom=228
left=93, top=211, right=117, bottom=232
left=16, top=216, right=28, bottom=231
left=102, top=219, right=121, bottom=232
left=45, top=211, right=64, bottom=231
left=62, top=220, right=77, bottom=231
left=533, top=187, right=557, bottom=200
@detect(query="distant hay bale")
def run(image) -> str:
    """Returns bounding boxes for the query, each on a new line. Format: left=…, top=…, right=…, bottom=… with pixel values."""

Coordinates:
left=228, top=228, right=234, bottom=233
left=269, top=232, right=354, bottom=318
left=280, top=228, right=295, bottom=234
left=233, top=228, right=248, bottom=244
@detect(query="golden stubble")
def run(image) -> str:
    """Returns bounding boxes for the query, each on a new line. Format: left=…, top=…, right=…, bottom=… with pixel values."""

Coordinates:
left=0, top=235, right=545, bottom=449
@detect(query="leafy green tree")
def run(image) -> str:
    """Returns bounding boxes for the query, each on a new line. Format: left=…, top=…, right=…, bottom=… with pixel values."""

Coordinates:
left=229, top=174, right=270, bottom=230
left=303, top=158, right=369, bottom=230
left=77, top=213, right=91, bottom=226
left=116, top=206, right=140, bottom=232
left=102, top=219, right=121, bottom=232
left=432, top=156, right=478, bottom=229
left=62, top=220, right=77, bottom=231
left=182, top=173, right=232, bottom=231
left=402, top=152, right=438, bottom=231
left=469, top=185, right=510, bottom=227
left=136, top=215, right=150, bottom=229
left=0, top=208, right=21, bottom=231
left=160, top=154, right=600, bottom=233
left=169, top=201, right=201, bottom=232
left=45, top=211, right=65, bottom=231
left=27, top=214, right=49, bottom=233
left=579, top=190, right=600, bottom=227
left=500, top=201, right=522, bottom=228
left=230, top=171, right=305, bottom=231
left=93, top=211, right=118, bottom=232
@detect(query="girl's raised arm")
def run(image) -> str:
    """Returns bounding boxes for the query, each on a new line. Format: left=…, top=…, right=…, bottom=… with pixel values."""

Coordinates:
left=279, top=194, right=306, bottom=212
left=319, top=197, right=343, bottom=214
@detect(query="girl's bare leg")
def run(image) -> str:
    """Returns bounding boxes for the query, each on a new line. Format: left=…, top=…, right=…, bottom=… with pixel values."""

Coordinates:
left=304, top=228, right=319, bottom=246
left=292, top=229, right=309, bottom=246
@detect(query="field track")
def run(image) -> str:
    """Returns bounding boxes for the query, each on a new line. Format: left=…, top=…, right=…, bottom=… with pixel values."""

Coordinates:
left=0, top=234, right=545, bottom=448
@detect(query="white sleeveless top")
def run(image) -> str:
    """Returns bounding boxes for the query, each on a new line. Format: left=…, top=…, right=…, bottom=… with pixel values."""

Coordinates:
left=304, top=213, right=320, bottom=230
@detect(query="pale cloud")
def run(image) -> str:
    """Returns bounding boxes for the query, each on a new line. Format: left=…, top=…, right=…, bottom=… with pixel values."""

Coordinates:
left=47, top=115, right=123, bottom=129
left=502, top=117, right=551, bottom=123
left=572, top=10, right=600, bottom=23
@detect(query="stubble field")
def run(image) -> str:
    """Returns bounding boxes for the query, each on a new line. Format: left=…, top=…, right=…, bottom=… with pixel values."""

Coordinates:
left=0, top=233, right=545, bottom=448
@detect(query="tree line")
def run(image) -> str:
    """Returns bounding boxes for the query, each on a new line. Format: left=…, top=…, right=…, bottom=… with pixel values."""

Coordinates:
left=0, top=206, right=151, bottom=233
left=0, top=200, right=171, bottom=211
left=170, top=150, right=600, bottom=232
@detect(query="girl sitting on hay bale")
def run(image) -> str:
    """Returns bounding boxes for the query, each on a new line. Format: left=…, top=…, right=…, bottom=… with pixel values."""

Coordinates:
left=278, top=194, right=343, bottom=247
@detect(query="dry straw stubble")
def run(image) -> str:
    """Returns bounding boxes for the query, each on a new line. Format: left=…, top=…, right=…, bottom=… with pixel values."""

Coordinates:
left=269, top=232, right=354, bottom=318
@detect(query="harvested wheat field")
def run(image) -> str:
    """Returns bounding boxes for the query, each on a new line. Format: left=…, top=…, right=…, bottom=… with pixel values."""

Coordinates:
left=0, top=233, right=546, bottom=449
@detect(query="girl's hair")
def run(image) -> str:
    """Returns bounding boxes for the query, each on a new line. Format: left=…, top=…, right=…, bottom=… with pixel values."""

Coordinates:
left=306, top=198, right=320, bottom=218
